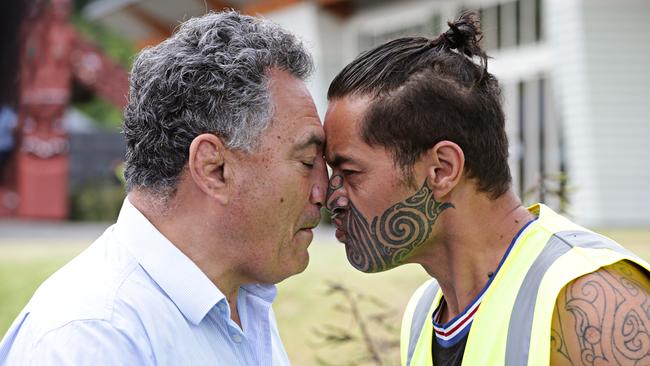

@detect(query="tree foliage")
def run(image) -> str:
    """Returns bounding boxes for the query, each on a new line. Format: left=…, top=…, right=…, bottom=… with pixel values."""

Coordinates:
left=71, top=0, right=135, bottom=130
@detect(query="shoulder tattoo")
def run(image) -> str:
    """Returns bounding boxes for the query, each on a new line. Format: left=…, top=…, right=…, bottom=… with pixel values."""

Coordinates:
left=551, top=260, right=650, bottom=365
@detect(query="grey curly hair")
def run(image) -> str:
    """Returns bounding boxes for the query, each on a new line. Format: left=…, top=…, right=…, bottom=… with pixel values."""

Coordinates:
left=122, top=11, right=313, bottom=196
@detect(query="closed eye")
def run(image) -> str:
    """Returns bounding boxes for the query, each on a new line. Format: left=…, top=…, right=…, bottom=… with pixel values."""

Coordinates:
left=301, top=157, right=317, bottom=169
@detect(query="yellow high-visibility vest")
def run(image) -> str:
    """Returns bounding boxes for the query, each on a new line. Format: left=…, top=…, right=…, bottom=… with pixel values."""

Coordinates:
left=400, top=204, right=650, bottom=366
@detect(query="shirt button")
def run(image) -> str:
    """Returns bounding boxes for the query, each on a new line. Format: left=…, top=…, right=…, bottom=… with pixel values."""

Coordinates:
left=232, top=334, right=242, bottom=343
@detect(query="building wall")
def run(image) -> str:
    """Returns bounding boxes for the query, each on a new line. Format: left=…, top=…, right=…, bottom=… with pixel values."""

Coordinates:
left=547, top=0, right=650, bottom=226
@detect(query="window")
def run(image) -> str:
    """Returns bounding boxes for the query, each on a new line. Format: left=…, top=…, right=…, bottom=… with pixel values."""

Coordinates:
left=475, top=0, right=544, bottom=52
left=513, top=76, right=566, bottom=210
left=358, top=14, right=442, bottom=52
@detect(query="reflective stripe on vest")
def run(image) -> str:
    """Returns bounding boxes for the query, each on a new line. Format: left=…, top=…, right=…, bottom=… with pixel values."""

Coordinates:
left=405, top=229, right=646, bottom=366
left=505, top=230, right=639, bottom=365
left=406, top=280, right=440, bottom=366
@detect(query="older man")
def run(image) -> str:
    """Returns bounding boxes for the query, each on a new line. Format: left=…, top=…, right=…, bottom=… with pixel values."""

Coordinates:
left=0, top=11, right=326, bottom=365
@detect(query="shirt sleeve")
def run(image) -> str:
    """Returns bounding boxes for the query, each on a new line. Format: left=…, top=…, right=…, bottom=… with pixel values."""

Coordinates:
left=24, top=320, right=154, bottom=366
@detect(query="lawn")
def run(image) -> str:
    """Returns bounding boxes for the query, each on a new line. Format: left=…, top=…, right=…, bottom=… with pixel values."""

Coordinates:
left=1, top=229, right=649, bottom=365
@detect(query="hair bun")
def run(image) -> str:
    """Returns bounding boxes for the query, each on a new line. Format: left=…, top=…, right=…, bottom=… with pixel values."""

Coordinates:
left=441, top=11, right=485, bottom=59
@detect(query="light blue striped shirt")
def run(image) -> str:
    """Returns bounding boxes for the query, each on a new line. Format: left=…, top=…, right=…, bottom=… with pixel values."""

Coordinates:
left=0, top=198, right=291, bottom=365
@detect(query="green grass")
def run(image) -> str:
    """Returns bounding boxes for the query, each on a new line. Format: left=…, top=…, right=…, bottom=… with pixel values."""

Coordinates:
left=276, top=239, right=428, bottom=365
left=1, top=229, right=649, bottom=365
left=0, top=242, right=89, bottom=333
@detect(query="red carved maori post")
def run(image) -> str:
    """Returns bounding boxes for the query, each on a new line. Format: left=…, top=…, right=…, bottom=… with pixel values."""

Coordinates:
left=6, top=0, right=128, bottom=219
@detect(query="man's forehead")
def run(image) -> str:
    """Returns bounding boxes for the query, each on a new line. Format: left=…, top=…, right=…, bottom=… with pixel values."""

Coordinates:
left=264, top=69, right=323, bottom=150
left=324, top=125, right=362, bottom=165
left=324, top=95, right=370, bottom=136
left=293, top=128, right=325, bottom=151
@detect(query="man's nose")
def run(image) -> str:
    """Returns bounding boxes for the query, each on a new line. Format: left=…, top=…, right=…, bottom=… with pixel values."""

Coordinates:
left=310, top=156, right=328, bottom=208
left=326, top=174, right=348, bottom=213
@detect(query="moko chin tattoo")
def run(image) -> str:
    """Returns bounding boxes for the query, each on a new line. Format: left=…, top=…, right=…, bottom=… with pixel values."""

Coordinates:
left=340, top=179, right=453, bottom=273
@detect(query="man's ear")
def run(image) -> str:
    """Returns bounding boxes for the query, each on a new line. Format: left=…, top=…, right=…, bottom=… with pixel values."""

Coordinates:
left=424, top=141, right=465, bottom=198
left=188, top=133, right=229, bottom=205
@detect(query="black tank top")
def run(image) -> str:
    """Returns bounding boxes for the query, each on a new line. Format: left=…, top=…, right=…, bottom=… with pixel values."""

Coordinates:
left=432, top=331, right=468, bottom=366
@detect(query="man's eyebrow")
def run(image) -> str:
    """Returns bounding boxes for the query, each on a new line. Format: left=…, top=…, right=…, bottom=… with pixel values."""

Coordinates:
left=293, top=133, right=325, bottom=152
left=327, top=154, right=354, bottom=168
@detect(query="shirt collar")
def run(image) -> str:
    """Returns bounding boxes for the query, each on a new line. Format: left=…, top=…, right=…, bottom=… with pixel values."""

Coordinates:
left=114, top=197, right=225, bottom=325
left=241, top=283, right=278, bottom=304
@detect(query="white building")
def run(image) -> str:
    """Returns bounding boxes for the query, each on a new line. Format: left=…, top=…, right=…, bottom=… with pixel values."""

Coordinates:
left=87, top=0, right=650, bottom=227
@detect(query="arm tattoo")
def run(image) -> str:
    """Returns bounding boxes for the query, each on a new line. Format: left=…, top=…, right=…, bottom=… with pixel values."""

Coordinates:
left=551, top=304, right=574, bottom=365
left=550, top=261, right=650, bottom=365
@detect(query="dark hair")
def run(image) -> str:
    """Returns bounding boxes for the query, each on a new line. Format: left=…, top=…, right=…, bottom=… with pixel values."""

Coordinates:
left=328, top=11, right=510, bottom=198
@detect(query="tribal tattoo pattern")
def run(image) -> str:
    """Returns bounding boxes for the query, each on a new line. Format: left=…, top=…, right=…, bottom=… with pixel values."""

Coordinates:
left=327, top=174, right=453, bottom=273
left=550, top=261, right=650, bottom=365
